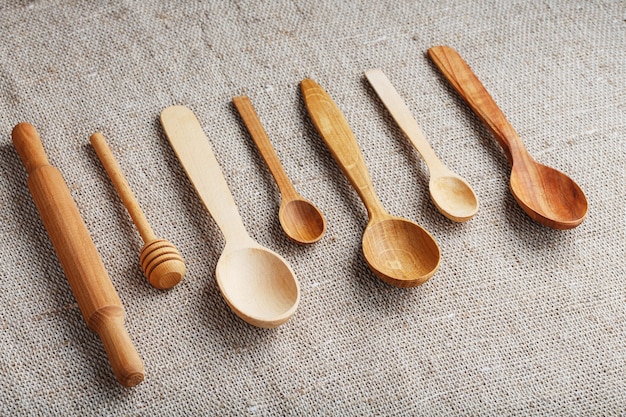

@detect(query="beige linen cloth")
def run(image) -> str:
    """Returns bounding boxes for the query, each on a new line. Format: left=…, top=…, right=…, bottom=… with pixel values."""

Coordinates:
left=0, top=0, right=624, bottom=414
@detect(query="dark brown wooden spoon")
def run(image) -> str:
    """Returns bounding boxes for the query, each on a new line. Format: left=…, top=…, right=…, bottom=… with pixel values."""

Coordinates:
left=428, top=46, right=587, bottom=229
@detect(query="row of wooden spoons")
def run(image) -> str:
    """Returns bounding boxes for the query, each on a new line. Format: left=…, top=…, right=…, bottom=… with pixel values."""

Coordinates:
left=156, top=46, right=586, bottom=329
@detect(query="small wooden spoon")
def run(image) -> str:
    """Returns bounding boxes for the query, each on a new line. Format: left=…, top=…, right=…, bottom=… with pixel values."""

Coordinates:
left=161, top=106, right=299, bottom=328
left=302, top=78, right=440, bottom=287
left=233, top=96, right=326, bottom=244
left=428, top=46, right=588, bottom=229
left=365, top=68, right=479, bottom=222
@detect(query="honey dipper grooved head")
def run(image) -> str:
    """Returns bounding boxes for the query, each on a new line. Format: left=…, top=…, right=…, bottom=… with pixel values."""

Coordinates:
left=139, top=239, right=186, bottom=289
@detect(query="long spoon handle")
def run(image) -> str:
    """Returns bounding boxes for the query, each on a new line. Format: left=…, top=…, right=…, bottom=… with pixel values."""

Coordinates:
left=90, top=132, right=156, bottom=243
left=364, top=68, right=446, bottom=175
left=160, top=106, right=252, bottom=247
left=301, top=79, right=387, bottom=220
left=427, top=46, right=525, bottom=164
left=232, top=96, right=298, bottom=200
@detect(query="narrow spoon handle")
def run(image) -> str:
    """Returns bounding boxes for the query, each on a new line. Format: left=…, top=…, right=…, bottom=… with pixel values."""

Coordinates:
left=364, top=69, right=446, bottom=175
left=160, top=106, right=252, bottom=247
left=233, top=96, right=298, bottom=200
left=427, top=46, right=525, bottom=164
left=301, top=78, right=386, bottom=220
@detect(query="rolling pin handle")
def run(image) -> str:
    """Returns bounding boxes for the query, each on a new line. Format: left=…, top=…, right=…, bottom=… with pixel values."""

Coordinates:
left=11, top=122, right=50, bottom=173
left=91, top=306, right=145, bottom=387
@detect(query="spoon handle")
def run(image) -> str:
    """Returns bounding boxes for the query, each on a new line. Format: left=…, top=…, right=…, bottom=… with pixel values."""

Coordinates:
left=301, top=78, right=387, bottom=220
left=364, top=69, right=447, bottom=175
left=427, top=46, right=525, bottom=164
left=160, top=106, right=252, bottom=247
left=232, top=96, right=298, bottom=200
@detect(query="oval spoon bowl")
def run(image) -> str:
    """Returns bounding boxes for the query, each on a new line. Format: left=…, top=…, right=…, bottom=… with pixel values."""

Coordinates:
left=429, top=175, right=479, bottom=222
left=216, top=247, right=300, bottom=328
left=511, top=162, right=587, bottom=229
left=362, top=218, right=440, bottom=287
left=279, top=198, right=326, bottom=244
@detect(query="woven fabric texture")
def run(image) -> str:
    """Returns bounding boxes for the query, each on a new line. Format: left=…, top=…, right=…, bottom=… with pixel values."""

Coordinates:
left=1, top=0, right=624, bottom=414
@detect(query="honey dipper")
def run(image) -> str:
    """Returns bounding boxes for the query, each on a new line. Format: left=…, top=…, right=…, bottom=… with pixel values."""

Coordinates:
left=90, top=132, right=186, bottom=289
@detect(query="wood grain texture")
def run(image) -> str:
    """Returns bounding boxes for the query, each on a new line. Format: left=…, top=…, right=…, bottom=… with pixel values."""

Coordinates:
left=160, top=106, right=299, bottom=327
left=233, top=95, right=326, bottom=244
left=90, top=132, right=185, bottom=289
left=365, top=68, right=478, bottom=222
left=428, top=45, right=587, bottom=229
left=12, top=122, right=144, bottom=387
left=301, top=79, right=440, bottom=287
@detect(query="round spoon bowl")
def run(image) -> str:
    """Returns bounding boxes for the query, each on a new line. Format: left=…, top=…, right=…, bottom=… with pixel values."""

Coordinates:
left=429, top=175, right=479, bottom=222
left=511, top=162, right=587, bottom=229
left=216, top=247, right=300, bottom=328
left=362, top=218, right=440, bottom=288
left=279, top=198, right=326, bottom=244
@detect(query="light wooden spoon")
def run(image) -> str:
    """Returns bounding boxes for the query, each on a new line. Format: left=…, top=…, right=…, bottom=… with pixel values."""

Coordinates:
left=365, top=68, right=479, bottom=222
left=302, top=78, right=440, bottom=287
left=233, top=96, right=326, bottom=244
left=428, top=46, right=587, bottom=229
left=161, top=105, right=299, bottom=328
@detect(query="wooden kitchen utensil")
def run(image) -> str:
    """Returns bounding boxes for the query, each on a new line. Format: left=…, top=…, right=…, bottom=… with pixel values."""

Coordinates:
left=160, top=106, right=299, bottom=328
left=233, top=95, right=326, bottom=244
left=428, top=45, right=587, bottom=229
left=12, top=122, right=144, bottom=387
left=365, top=68, right=479, bottom=222
left=301, top=79, right=440, bottom=287
left=90, top=132, right=186, bottom=290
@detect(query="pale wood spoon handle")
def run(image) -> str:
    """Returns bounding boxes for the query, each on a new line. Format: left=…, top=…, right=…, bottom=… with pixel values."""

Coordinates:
left=427, top=46, right=526, bottom=164
left=365, top=68, right=446, bottom=174
left=160, top=106, right=252, bottom=247
left=232, top=96, right=298, bottom=200
left=301, top=79, right=387, bottom=220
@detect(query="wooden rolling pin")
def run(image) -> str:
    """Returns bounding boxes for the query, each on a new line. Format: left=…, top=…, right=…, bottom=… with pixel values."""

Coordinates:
left=12, top=122, right=145, bottom=387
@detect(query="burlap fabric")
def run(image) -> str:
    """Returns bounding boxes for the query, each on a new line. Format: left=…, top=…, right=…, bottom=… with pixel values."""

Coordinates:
left=1, top=0, right=624, bottom=414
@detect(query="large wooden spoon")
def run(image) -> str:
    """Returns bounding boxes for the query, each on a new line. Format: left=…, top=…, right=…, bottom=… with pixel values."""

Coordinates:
left=233, top=96, right=326, bottom=244
left=302, top=78, right=440, bottom=287
left=428, top=46, right=587, bottom=229
left=161, top=106, right=299, bottom=328
left=365, top=68, right=479, bottom=222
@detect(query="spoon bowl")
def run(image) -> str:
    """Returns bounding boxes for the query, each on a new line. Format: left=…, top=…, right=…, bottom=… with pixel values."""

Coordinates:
left=217, top=247, right=299, bottom=328
left=511, top=161, right=587, bottom=229
left=429, top=175, right=479, bottom=222
left=279, top=198, right=326, bottom=244
left=362, top=217, right=440, bottom=287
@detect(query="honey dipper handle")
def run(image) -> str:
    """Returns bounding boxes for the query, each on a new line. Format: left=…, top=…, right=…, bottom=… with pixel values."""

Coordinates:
left=12, top=123, right=145, bottom=387
left=427, top=46, right=525, bottom=164
left=90, top=132, right=156, bottom=243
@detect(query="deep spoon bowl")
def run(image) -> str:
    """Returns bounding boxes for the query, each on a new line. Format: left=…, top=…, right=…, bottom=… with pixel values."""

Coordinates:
left=362, top=217, right=440, bottom=287
left=428, top=45, right=587, bottom=229
left=279, top=198, right=326, bottom=244
left=216, top=247, right=299, bottom=328
left=429, top=175, right=478, bottom=222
